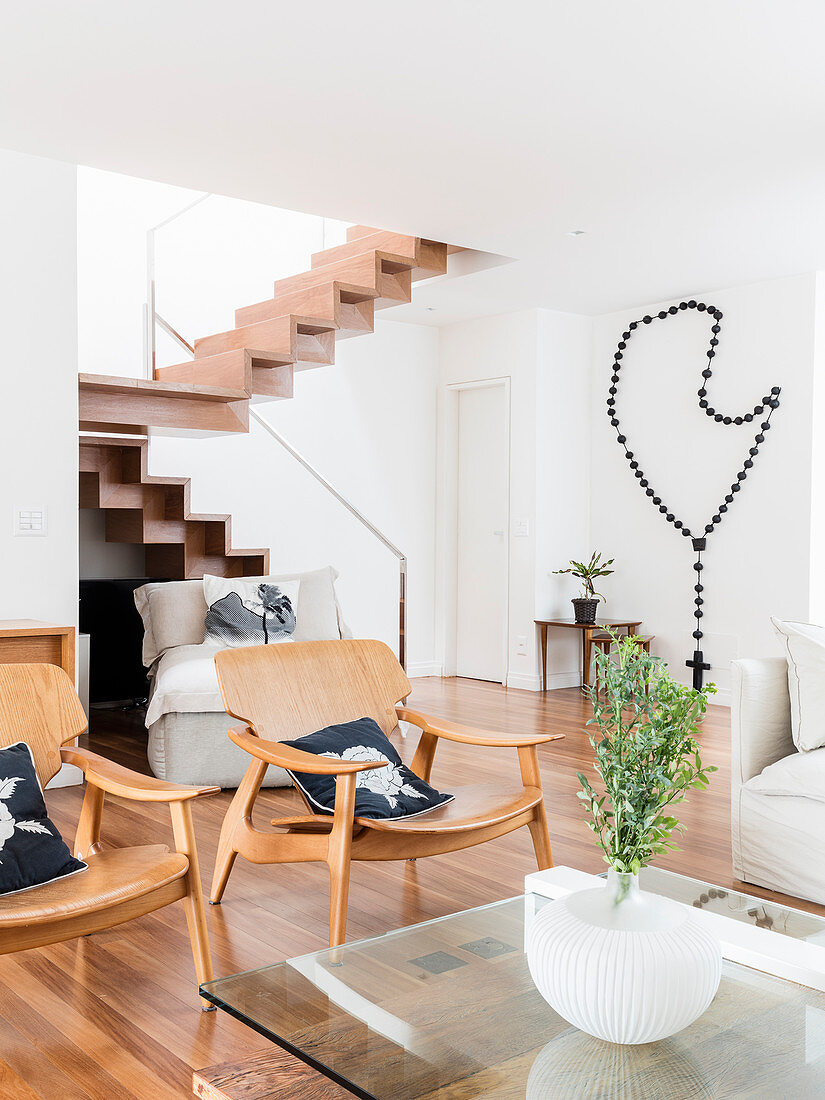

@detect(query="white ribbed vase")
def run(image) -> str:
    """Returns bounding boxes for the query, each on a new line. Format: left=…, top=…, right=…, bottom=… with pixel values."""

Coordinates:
left=527, top=870, right=722, bottom=1045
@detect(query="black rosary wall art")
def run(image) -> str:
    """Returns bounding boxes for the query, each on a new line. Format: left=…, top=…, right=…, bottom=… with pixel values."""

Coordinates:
left=607, top=300, right=782, bottom=690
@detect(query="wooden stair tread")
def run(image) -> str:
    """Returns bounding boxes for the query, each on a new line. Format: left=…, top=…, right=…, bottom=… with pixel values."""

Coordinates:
left=79, top=373, right=248, bottom=401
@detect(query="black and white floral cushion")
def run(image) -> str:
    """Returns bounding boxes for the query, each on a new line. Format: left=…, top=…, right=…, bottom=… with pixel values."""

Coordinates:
left=0, top=742, right=87, bottom=896
left=203, top=575, right=299, bottom=648
left=283, top=717, right=453, bottom=820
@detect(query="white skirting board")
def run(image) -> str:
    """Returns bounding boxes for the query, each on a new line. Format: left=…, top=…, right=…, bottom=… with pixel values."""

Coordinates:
left=525, top=866, right=825, bottom=993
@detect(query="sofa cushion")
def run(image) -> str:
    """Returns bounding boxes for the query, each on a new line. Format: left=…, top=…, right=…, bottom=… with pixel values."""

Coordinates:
left=135, top=566, right=346, bottom=667
left=771, top=617, right=825, bottom=751
left=203, top=576, right=299, bottom=648
left=746, top=747, right=825, bottom=804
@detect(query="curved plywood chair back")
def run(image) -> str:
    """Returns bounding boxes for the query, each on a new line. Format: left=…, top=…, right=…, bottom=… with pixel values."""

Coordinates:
left=215, top=639, right=412, bottom=742
left=0, top=664, right=88, bottom=786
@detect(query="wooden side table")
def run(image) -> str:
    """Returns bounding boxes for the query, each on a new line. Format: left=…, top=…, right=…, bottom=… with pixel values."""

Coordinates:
left=0, top=620, right=75, bottom=682
left=534, top=618, right=643, bottom=691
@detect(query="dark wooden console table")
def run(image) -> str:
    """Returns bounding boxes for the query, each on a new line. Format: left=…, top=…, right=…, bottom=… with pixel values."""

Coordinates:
left=535, top=617, right=643, bottom=691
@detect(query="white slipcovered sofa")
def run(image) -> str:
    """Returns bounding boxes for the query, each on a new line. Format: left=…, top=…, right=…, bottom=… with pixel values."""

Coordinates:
left=731, top=657, right=825, bottom=904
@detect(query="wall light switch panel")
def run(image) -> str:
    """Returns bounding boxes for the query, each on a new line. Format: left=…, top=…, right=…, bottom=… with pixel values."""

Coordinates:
left=517, top=635, right=528, bottom=655
left=514, top=519, right=530, bottom=538
left=14, top=506, right=47, bottom=536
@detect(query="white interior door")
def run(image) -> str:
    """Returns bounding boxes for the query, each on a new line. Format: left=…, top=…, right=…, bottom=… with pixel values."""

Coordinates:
left=455, top=384, right=508, bottom=682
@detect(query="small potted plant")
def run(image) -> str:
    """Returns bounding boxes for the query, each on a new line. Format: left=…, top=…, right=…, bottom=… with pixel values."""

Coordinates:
left=553, top=551, right=614, bottom=623
left=527, top=635, right=722, bottom=1044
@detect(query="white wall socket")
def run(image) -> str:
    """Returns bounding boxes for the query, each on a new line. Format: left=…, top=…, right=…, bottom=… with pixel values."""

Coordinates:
left=517, top=635, right=528, bottom=655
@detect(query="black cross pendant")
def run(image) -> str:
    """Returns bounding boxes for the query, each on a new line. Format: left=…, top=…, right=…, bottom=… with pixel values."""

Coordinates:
left=686, top=650, right=711, bottom=691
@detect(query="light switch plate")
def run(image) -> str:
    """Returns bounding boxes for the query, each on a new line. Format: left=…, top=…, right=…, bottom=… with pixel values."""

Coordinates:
left=513, top=519, right=530, bottom=538
left=14, top=506, right=47, bottom=536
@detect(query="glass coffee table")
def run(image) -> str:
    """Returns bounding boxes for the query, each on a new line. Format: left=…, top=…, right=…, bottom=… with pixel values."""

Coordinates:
left=201, top=868, right=825, bottom=1098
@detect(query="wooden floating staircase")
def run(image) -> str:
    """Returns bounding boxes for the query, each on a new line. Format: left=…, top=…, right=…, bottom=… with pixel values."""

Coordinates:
left=78, top=226, right=463, bottom=578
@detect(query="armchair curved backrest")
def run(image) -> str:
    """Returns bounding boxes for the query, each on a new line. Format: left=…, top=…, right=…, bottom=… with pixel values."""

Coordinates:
left=215, top=639, right=411, bottom=741
left=0, top=664, right=88, bottom=786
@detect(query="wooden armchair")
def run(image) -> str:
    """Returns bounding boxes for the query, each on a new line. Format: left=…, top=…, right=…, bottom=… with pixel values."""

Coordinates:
left=210, top=639, right=561, bottom=946
left=0, top=663, right=217, bottom=1007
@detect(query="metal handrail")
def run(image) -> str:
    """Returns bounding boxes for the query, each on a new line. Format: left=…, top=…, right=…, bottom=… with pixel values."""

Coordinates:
left=249, top=408, right=407, bottom=670
left=142, top=204, right=407, bottom=667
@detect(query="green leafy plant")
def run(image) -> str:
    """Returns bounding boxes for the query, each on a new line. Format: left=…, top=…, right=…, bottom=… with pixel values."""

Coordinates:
left=577, top=634, right=717, bottom=875
left=553, top=551, right=615, bottom=601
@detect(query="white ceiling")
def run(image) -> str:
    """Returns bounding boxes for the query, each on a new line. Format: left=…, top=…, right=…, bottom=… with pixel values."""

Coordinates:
left=3, top=1, right=825, bottom=317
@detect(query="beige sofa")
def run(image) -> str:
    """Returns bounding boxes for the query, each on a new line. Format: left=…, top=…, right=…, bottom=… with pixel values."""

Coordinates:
left=731, top=657, right=825, bottom=904
left=134, top=566, right=350, bottom=788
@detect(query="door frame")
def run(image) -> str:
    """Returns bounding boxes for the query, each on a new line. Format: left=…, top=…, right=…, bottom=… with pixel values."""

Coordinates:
left=441, top=376, right=511, bottom=687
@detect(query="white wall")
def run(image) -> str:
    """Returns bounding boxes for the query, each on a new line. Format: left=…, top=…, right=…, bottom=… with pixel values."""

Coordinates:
left=149, top=320, right=440, bottom=673
left=0, top=150, right=78, bottom=626
left=590, top=275, right=816, bottom=702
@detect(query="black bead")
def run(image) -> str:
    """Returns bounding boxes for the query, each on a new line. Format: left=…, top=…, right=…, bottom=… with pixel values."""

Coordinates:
left=695, top=583, right=704, bottom=592
left=705, top=407, right=715, bottom=416
left=749, top=447, right=758, bottom=456
left=611, top=418, right=619, bottom=427
left=643, top=316, right=652, bottom=324
left=698, top=303, right=707, bottom=311
left=629, top=321, right=638, bottom=330
left=723, top=416, right=732, bottom=424
left=683, top=529, right=692, bottom=537
left=652, top=496, right=661, bottom=505
left=634, top=469, right=643, bottom=478
left=688, top=300, right=697, bottom=308
left=725, top=494, right=733, bottom=503
left=659, top=505, right=667, bottom=514
left=711, top=324, right=720, bottom=333
left=719, top=505, right=727, bottom=513
left=640, top=478, right=649, bottom=487
left=622, top=331, right=631, bottom=340
left=695, top=609, right=704, bottom=618
left=702, top=369, right=712, bottom=379
left=707, top=349, right=715, bottom=358
left=625, top=451, right=633, bottom=459
left=630, top=461, right=638, bottom=469
left=698, top=388, right=707, bottom=397
left=699, top=400, right=709, bottom=409
left=755, top=433, right=765, bottom=443
left=695, top=597, right=704, bottom=606
left=618, top=341, right=626, bottom=350
left=770, top=399, right=780, bottom=408
left=668, top=305, right=678, bottom=315
left=714, top=414, right=723, bottom=422
left=710, top=337, right=718, bottom=346
left=658, top=311, right=667, bottom=319
left=761, top=422, right=771, bottom=430
left=761, top=395, right=770, bottom=405
left=737, top=471, right=747, bottom=480
left=646, top=488, right=654, bottom=497
left=744, top=414, right=753, bottom=422
left=706, top=305, right=716, bottom=313
left=607, top=399, right=615, bottom=407
left=734, top=417, right=743, bottom=425
left=744, top=459, right=753, bottom=468
left=615, top=352, right=623, bottom=360
left=611, top=374, right=619, bottom=383
left=714, top=311, right=723, bottom=320
left=732, top=483, right=741, bottom=492
left=754, top=406, right=763, bottom=415
left=674, top=519, right=683, bottom=529
left=609, top=386, right=617, bottom=395
left=713, top=515, right=721, bottom=523
left=617, top=433, right=626, bottom=443
left=694, top=562, right=703, bottom=571
left=705, top=524, right=714, bottom=533
left=693, top=629, right=703, bottom=640
left=771, top=386, right=780, bottom=395
left=666, top=513, right=674, bottom=522
left=679, top=302, right=688, bottom=310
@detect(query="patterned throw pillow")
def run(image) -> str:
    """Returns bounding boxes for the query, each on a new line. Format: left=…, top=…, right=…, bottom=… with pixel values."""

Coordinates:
left=283, top=717, right=454, bottom=820
left=0, top=742, right=87, bottom=896
left=203, top=575, right=299, bottom=649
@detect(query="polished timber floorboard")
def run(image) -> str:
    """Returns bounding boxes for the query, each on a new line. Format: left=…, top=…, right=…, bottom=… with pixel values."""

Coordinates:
left=0, top=679, right=812, bottom=1097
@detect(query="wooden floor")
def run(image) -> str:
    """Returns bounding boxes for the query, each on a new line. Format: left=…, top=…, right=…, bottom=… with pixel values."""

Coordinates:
left=0, top=678, right=814, bottom=1097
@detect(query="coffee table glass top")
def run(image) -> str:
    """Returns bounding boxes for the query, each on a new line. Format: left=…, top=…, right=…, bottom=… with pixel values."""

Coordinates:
left=202, top=874, right=825, bottom=1099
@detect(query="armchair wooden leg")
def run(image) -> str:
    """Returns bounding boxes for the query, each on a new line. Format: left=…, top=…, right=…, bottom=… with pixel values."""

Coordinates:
left=74, top=782, right=104, bottom=860
left=528, top=803, right=554, bottom=871
left=211, top=758, right=266, bottom=905
left=327, top=772, right=356, bottom=949
left=171, top=801, right=215, bottom=1009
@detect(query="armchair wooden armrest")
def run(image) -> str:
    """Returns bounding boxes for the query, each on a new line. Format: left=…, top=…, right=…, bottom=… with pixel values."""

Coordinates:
left=227, top=725, right=388, bottom=775
left=396, top=708, right=563, bottom=748
left=62, top=747, right=219, bottom=802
